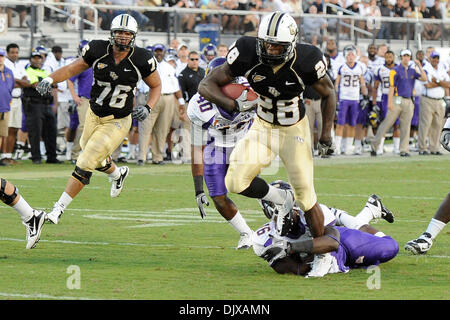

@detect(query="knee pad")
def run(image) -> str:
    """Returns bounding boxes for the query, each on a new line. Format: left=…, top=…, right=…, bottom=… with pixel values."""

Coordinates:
left=95, top=156, right=112, bottom=173
left=72, top=166, right=93, bottom=185
left=0, top=178, right=18, bottom=205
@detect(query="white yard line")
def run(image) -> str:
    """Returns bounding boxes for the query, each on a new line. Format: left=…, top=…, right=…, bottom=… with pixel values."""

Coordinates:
left=0, top=292, right=99, bottom=300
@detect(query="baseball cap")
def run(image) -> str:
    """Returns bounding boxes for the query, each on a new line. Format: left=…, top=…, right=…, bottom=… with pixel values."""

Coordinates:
left=177, top=43, right=188, bottom=51
left=31, top=51, right=42, bottom=58
left=430, top=51, right=440, bottom=58
left=0, top=48, right=5, bottom=56
left=153, top=44, right=165, bottom=52
left=165, top=54, right=176, bottom=62
left=400, top=49, right=412, bottom=56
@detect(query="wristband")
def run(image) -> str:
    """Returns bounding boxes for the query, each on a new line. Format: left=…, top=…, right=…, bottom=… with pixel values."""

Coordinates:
left=145, top=104, right=151, bottom=113
left=289, top=238, right=313, bottom=254
left=43, top=77, right=54, bottom=85
left=178, top=98, right=186, bottom=105
left=193, top=175, right=204, bottom=196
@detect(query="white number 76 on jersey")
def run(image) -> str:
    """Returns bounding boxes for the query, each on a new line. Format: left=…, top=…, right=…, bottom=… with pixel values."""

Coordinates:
left=96, top=80, right=132, bottom=109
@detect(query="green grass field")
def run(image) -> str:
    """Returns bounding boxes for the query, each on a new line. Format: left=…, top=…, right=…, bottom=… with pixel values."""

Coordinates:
left=0, top=154, right=449, bottom=300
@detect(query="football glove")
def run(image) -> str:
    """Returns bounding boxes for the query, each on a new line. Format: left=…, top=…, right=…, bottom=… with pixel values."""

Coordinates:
left=132, top=105, right=151, bottom=121
left=360, top=96, right=371, bottom=110
left=196, top=192, right=209, bottom=219
left=262, top=236, right=290, bottom=266
left=36, top=77, right=53, bottom=96
left=234, top=89, right=258, bottom=112
left=318, top=139, right=335, bottom=157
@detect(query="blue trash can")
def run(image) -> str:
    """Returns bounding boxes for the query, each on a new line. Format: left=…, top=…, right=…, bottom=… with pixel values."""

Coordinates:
left=194, top=23, right=220, bottom=51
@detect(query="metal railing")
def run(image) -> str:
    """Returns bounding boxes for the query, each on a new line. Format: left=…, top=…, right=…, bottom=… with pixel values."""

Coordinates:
left=1, top=0, right=449, bottom=50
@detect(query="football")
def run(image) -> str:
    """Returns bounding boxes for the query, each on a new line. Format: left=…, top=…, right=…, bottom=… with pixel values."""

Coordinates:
left=220, top=83, right=258, bottom=101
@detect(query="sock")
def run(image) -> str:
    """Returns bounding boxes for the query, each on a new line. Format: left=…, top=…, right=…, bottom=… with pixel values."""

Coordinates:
left=262, top=184, right=288, bottom=205
left=425, top=218, right=446, bottom=240
left=335, top=136, right=342, bottom=153
left=393, top=137, right=400, bottom=152
left=355, top=205, right=376, bottom=225
left=355, top=139, right=362, bottom=149
left=335, top=209, right=364, bottom=229
left=346, top=137, right=354, bottom=150
left=57, top=192, right=73, bottom=209
left=228, top=211, right=252, bottom=235
left=129, top=144, right=136, bottom=157
left=17, top=141, right=25, bottom=147
left=377, top=137, right=385, bottom=154
left=66, top=142, right=73, bottom=159
left=12, top=196, right=34, bottom=222
left=239, top=176, right=269, bottom=199
left=374, top=231, right=386, bottom=238
left=108, top=167, right=121, bottom=181
left=2, top=153, right=12, bottom=159
left=341, top=137, right=347, bottom=153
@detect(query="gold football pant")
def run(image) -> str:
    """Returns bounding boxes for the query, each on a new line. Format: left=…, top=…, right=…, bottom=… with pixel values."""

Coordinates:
left=76, top=108, right=131, bottom=172
left=225, top=116, right=317, bottom=212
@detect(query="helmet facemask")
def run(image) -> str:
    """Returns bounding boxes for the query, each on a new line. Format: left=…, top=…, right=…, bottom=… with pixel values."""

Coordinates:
left=256, top=38, right=295, bottom=66
left=110, top=30, right=136, bottom=51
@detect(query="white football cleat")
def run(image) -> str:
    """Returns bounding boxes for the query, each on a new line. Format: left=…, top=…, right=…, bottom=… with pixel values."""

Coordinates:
left=306, top=253, right=333, bottom=278
left=236, top=232, right=253, bottom=250
left=47, top=202, right=65, bottom=224
left=275, top=189, right=295, bottom=236
left=110, top=166, right=129, bottom=198
left=365, top=194, right=394, bottom=223
left=23, top=210, right=47, bottom=249
left=405, top=233, right=433, bottom=255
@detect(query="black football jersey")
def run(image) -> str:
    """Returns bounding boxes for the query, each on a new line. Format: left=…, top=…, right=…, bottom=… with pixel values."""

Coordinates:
left=82, top=40, right=157, bottom=118
left=227, top=36, right=328, bottom=126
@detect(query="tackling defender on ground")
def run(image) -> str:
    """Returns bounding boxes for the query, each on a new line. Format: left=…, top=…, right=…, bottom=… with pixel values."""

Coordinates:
left=253, top=181, right=396, bottom=277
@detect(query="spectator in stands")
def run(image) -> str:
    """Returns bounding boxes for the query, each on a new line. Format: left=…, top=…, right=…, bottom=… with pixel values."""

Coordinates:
left=378, top=0, right=395, bottom=39
left=0, top=6, right=28, bottom=28
left=393, top=0, right=405, bottom=39
left=106, top=0, right=150, bottom=28
left=142, top=0, right=162, bottom=31
left=421, top=0, right=441, bottom=40
left=302, top=5, right=327, bottom=46
left=176, top=0, right=196, bottom=33
left=242, top=1, right=260, bottom=36
left=326, top=0, right=342, bottom=34
left=344, top=0, right=362, bottom=37
left=221, top=0, right=240, bottom=34
left=0, top=49, right=14, bottom=166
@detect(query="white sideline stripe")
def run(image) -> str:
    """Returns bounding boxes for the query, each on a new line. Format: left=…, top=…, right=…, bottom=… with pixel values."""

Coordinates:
left=1, top=237, right=449, bottom=259
left=0, top=292, right=98, bottom=300
left=0, top=237, right=227, bottom=249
